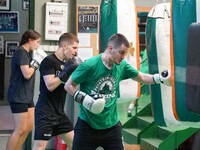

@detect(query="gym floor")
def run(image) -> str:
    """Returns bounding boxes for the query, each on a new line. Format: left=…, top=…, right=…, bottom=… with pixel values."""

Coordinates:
left=0, top=103, right=140, bottom=150
left=0, top=105, right=14, bottom=150
left=0, top=105, right=14, bottom=131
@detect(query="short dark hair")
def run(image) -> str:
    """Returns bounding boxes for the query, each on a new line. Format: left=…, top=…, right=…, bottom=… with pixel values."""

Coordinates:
left=107, top=33, right=130, bottom=49
left=58, top=33, right=79, bottom=47
left=20, top=30, right=41, bottom=46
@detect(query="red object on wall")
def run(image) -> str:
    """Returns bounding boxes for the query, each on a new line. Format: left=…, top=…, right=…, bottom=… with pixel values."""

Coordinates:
left=55, top=136, right=67, bottom=150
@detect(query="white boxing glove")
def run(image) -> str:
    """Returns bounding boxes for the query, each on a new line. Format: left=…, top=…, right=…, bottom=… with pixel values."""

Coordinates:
left=30, top=48, right=47, bottom=70
left=153, top=70, right=171, bottom=86
left=73, top=91, right=105, bottom=114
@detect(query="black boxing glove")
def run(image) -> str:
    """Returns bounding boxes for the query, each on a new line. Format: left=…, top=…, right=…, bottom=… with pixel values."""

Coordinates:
left=59, top=56, right=82, bottom=83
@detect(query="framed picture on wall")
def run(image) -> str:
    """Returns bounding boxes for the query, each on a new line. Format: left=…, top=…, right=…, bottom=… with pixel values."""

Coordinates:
left=0, top=11, right=19, bottom=33
left=0, top=0, right=11, bottom=11
left=0, top=36, right=3, bottom=54
left=22, top=0, right=29, bottom=10
left=5, top=41, right=19, bottom=58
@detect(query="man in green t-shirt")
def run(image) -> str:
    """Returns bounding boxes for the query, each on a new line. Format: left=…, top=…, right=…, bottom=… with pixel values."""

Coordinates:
left=64, top=33, right=171, bottom=150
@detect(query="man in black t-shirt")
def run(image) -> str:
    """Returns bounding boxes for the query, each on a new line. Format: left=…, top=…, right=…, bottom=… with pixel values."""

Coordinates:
left=33, top=33, right=82, bottom=150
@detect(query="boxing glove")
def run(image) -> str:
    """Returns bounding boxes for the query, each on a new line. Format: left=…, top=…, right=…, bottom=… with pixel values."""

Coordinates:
left=30, top=48, right=47, bottom=70
left=73, top=91, right=105, bottom=114
left=153, top=70, right=171, bottom=86
left=59, top=56, right=82, bottom=83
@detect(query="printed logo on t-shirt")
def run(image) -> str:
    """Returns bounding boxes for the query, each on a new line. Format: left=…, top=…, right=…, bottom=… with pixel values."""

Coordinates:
left=60, top=64, right=64, bottom=70
left=55, top=64, right=64, bottom=77
left=44, top=133, right=51, bottom=137
left=92, top=74, right=116, bottom=103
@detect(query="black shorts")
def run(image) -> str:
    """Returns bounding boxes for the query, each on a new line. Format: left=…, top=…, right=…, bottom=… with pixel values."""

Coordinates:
left=9, top=100, right=34, bottom=113
left=73, top=117, right=124, bottom=150
left=34, top=108, right=74, bottom=140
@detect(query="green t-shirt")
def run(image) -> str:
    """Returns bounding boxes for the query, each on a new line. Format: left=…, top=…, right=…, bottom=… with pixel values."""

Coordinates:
left=72, top=54, right=139, bottom=129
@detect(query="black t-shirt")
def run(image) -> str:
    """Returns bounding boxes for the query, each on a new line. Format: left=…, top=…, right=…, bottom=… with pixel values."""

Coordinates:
left=36, top=54, right=67, bottom=117
left=7, top=47, right=35, bottom=103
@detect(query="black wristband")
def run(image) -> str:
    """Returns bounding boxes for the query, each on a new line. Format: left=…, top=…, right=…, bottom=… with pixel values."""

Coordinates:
left=30, top=59, right=39, bottom=70
left=73, top=90, right=86, bottom=104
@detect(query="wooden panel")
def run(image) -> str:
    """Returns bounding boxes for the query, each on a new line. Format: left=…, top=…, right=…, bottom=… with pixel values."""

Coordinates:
left=90, top=34, right=99, bottom=56
left=125, top=144, right=140, bottom=150
left=136, top=6, right=152, bottom=12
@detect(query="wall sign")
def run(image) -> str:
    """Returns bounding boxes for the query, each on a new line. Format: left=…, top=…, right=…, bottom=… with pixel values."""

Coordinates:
left=45, top=2, right=68, bottom=41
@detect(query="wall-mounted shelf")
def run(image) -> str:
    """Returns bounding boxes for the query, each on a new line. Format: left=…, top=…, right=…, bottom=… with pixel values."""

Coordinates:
left=137, top=12, right=148, bottom=52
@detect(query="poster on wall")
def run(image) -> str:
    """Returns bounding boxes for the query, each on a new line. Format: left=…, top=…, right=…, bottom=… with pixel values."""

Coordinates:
left=0, top=11, right=19, bottom=33
left=77, top=5, right=99, bottom=33
left=45, top=2, right=68, bottom=41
